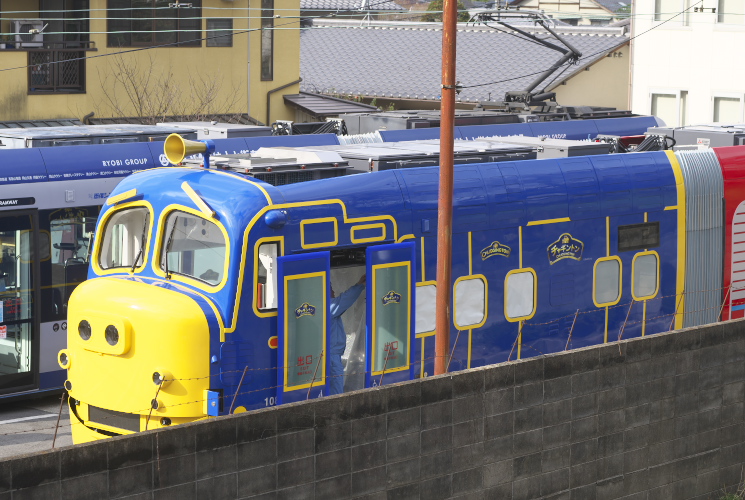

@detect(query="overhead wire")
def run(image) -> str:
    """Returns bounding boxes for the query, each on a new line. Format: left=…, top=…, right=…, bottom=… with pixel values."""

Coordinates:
left=461, top=0, right=704, bottom=90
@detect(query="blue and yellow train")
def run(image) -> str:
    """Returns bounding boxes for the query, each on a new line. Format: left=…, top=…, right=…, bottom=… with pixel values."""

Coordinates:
left=61, top=135, right=736, bottom=443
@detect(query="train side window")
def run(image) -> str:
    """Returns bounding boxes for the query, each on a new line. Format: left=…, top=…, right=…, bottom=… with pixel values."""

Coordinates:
left=454, top=276, right=488, bottom=330
left=618, top=222, right=659, bottom=253
left=632, top=251, right=659, bottom=300
left=594, top=257, right=622, bottom=307
left=504, top=269, right=537, bottom=322
left=415, top=282, right=436, bottom=336
left=99, top=207, right=150, bottom=270
left=160, top=211, right=226, bottom=286
left=257, top=242, right=279, bottom=310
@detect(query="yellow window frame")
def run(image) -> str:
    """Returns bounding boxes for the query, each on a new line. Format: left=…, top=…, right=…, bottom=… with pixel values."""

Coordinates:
left=453, top=274, right=488, bottom=330
left=593, top=256, right=623, bottom=307
left=92, top=201, right=154, bottom=276
left=631, top=250, right=660, bottom=301
left=504, top=268, right=537, bottom=323
left=152, top=204, right=231, bottom=293
left=253, top=236, right=284, bottom=318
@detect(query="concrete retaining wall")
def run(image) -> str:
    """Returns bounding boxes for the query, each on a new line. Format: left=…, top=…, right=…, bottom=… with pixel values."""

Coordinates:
left=2, top=320, right=745, bottom=499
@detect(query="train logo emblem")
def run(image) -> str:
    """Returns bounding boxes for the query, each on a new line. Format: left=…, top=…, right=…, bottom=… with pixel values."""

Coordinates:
left=481, top=241, right=511, bottom=261
left=382, top=291, right=402, bottom=305
left=294, top=302, right=316, bottom=318
left=547, top=233, right=584, bottom=264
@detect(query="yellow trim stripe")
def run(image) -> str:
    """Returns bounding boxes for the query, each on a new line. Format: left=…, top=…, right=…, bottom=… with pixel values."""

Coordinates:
left=664, top=206, right=678, bottom=211
left=106, top=189, right=138, bottom=206
left=181, top=182, right=216, bottom=218
left=527, top=217, right=571, bottom=226
left=421, top=237, right=426, bottom=282
left=666, top=150, right=686, bottom=331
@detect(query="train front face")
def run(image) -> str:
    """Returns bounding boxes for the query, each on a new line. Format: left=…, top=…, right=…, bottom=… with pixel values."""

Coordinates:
left=60, top=168, right=265, bottom=443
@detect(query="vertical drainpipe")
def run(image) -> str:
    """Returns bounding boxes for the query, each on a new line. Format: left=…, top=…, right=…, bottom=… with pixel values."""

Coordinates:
left=266, top=78, right=302, bottom=126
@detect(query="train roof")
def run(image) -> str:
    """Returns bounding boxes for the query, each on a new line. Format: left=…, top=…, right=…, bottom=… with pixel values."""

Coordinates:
left=274, top=151, right=678, bottom=231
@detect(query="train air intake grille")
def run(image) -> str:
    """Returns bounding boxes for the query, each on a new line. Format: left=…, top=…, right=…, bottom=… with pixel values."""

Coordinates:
left=88, top=405, right=140, bottom=432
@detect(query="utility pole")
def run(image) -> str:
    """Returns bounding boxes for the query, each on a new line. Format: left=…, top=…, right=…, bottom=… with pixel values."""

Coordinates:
left=435, top=0, right=457, bottom=375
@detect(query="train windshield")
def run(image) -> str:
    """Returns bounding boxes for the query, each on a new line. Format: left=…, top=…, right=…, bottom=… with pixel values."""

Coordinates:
left=160, top=211, right=226, bottom=286
left=99, top=207, right=151, bottom=270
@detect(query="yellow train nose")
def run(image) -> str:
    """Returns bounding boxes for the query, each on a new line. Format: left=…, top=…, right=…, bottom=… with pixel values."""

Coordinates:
left=63, top=277, right=211, bottom=441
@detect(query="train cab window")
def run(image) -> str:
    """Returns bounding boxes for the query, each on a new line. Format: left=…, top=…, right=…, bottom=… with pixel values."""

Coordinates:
left=160, top=211, right=226, bottom=286
left=99, top=207, right=150, bottom=270
left=415, top=283, right=436, bottom=335
left=505, top=269, right=537, bottom=322
left=257, top=242, right=279, bottom=310
left=594, top=257, right=622, bottom=307
left=454, top=276, right=488, bottom=329
left=632, top=252, right=659, bottom=300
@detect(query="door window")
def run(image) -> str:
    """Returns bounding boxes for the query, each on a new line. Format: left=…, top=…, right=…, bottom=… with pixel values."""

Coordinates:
left=0, top=213, right=37, bottom=392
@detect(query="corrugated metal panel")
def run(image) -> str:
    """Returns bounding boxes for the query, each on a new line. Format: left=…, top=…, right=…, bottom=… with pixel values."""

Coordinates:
left=675, top=150, right=724, bottom=327
left=338, top=131, right=383, bottom=145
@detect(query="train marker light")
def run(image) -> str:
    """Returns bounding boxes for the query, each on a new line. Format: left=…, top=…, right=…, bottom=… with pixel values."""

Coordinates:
left=58, top=350, right=71, bottom=369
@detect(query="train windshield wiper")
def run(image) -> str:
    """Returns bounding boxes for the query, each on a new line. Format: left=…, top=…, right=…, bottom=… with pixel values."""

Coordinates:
left=130, top=213, right=150, bottom=273
left=164, top=216, right=178, bottom=279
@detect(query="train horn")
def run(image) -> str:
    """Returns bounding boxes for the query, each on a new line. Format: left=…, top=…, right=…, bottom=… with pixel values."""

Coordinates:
left=164, top=133, right=216, bottom=168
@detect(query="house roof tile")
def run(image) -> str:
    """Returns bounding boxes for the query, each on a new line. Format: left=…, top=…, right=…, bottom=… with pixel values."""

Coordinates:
left=300, top=20, right=629, bottom=103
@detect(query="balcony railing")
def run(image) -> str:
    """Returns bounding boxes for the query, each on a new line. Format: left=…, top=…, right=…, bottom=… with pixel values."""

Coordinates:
left=28, top=49, right=86, bottom=94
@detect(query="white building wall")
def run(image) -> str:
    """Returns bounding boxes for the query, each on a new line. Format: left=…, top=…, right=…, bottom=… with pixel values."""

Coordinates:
left=631, top=0, right=745, bottom=127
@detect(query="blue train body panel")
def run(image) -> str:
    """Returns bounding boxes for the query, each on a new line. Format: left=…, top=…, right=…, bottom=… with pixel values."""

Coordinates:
left=380, top=116, right=657, bottom=143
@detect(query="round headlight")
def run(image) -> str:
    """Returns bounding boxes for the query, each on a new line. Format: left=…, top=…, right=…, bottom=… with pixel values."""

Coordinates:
left=78, top=320, right=91, bottom=341
left=58, top=351, right=70, bottom=369
left=105, top=325, right=119, bottom=346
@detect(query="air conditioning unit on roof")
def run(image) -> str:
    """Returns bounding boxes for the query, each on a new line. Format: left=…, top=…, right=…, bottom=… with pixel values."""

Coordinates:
left=12, top=20, right=44, bottom=47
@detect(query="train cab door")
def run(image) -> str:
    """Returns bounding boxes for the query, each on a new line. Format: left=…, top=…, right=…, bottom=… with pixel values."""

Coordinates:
left=0, top=210, right=40, bottom=395
left=276, top=251, right=331, bottom=404
left=365, top=242, right=416, bottom=388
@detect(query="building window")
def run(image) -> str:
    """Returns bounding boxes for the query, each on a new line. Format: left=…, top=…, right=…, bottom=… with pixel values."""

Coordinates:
left=655, top=0, right=691, bottom=25
left=261, top=0, right=274, bottom=81
left=107, top=0, right=202, bottom=48
left=207, top=18, right=232, bottom=47
left=719, top=0, right=745, bottom=24
left=713, top=96, right=742, bottom=123
left=651, top=91, right=688, bottom=127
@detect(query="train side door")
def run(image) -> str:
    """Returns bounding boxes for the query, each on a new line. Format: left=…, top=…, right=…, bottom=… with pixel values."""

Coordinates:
left=276, top=251, right=330, bottom=404
left=0, top=210, right=40, bottom=395
left=365, top=242, right=416, bottom=388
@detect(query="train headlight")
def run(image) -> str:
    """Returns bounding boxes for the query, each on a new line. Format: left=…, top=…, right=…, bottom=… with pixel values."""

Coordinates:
left=58, top=350, right=71, bottom=369
left=105, top=325, right=119, bottom=346
left=152, top=370, right=173, bottom=388
left=78, top=320, right=91, bottom=341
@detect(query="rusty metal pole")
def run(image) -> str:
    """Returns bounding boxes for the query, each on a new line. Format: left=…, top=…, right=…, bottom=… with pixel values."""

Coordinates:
left=435, top=0, right=457, bottom=375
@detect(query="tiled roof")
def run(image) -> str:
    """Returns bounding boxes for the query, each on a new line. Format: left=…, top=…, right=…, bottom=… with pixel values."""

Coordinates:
left=284, top=92, right=379, bottom=117
left=595, top=0, right=629, bottom=13
left=300, top=0, right=405, bottom=11
left=300, top=20, right=629, bottom=103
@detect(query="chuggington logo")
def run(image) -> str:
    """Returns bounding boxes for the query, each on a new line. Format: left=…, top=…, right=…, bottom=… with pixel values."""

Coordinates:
left=294, top=302, right=316, bottom=318
left=481, top=241, right=511, bottom=261
left=382, top=291, right=402, bottom=305
left=547, top=233, right=584, bottom=265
